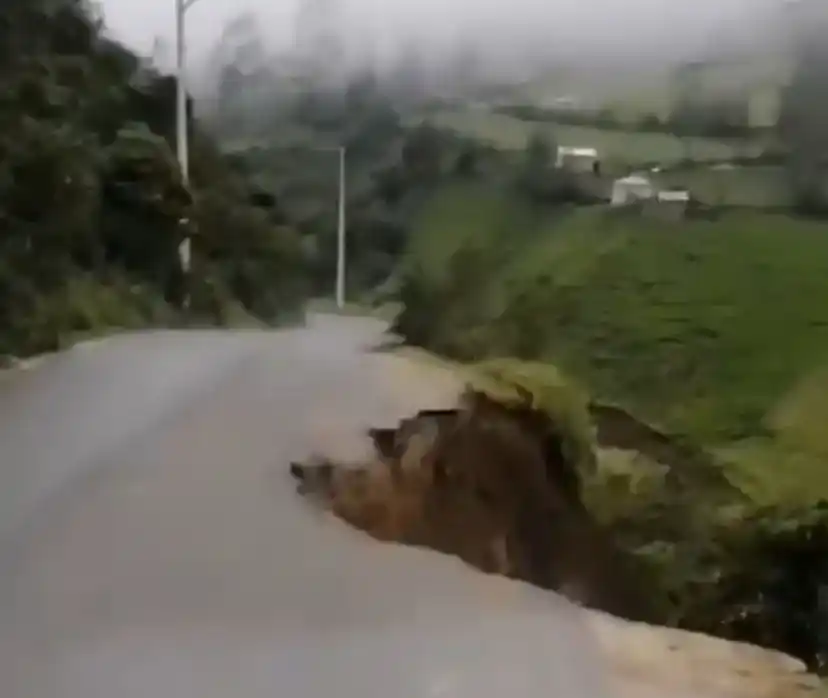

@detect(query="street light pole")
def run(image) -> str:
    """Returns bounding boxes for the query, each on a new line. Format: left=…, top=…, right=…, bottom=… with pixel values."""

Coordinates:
left=175, top=0, right=202, bottom=307
left=268, top=144, right=347, bottom=310
left=175, top=0, right=190, bottom=186
left=336, top=145, right=346, bottom=310
left=173, top=3, right=346, bottom=312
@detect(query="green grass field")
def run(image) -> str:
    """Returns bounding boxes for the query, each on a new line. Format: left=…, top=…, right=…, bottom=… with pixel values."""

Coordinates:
left=430, top=109, right=757, bottom=167
left=515, top=210, right=828, bottom=437
left=401, top=185, right=828, bottom=504
left=656, top=165, right=792, bottom=208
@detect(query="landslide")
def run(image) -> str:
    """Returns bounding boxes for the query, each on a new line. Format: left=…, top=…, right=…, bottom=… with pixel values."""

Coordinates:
left=290, top=364, right=657, bottom=622
left=291, top=357, right=828, bottom=675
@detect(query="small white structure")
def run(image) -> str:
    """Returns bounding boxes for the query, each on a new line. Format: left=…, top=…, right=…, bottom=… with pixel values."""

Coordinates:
left=649, top=188, right=691, bottom=220
left=540, top=95, right=581, bottom=110
left=556, top=146, right=599, bottom=173
left=552, top=96, right=580, bottom=110
left=656, top=190, right=690, bottom=204
left=610, top=174, right=655, bottom=206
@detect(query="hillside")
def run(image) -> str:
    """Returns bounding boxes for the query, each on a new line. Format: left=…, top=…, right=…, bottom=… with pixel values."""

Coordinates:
left=389, top=179, right=828, bottom=674
left=508, top=40, right=793, bottom=128
left=0, top=0, right=311, bottom=359
left=428, top=109, right=752, bottom=167
left=395, top=184, right=828, bottom=504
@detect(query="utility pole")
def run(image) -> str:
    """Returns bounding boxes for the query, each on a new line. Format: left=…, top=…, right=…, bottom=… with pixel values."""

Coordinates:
left=175, top=0, right=204, bottom=308
left=336, top=145, right=346, bottom=310
left=271, top=145, right=347, bottom=309
left=176, top=0, right=347, bottom=311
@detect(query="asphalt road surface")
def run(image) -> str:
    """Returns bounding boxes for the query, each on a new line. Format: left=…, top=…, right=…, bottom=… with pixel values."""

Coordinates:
left=0, top=314, right=612, bottom=698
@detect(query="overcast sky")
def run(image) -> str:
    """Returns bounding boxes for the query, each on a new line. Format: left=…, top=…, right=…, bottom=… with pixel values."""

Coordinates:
left=98, top=0, right=782, bottom=74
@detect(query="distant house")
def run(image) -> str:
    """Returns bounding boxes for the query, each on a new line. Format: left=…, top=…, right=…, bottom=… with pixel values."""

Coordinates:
left=656, top=189, right=690, bottom=204
left=556, top=146, right=600, bottom=174
left=548, top=96, right=580, bottom=111
left=610, top=174, right=655, bottom=205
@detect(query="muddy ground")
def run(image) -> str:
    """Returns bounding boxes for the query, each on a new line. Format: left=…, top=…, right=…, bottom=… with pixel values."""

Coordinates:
left=289, top=348, right=822, bottom=698
left=291, top=386, right=656, bottom=621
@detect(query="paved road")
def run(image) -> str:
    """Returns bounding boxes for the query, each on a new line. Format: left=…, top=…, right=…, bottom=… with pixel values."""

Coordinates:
left=0, top=315, right=612, bottom=698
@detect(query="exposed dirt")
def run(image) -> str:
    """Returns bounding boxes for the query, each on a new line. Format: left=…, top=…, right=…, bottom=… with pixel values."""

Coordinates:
left=289, top=350, right=825, bottom=698
left=290, top=387, right=655, bottom=621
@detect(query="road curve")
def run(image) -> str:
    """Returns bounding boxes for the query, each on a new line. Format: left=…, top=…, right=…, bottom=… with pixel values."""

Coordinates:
left=0, top=314, right=612, bottom=698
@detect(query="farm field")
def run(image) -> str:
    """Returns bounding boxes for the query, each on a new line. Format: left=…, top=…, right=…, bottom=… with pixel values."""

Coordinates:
left=656, top=165, right=792, bottom=208
left=429, top=108, right=761, bottom=167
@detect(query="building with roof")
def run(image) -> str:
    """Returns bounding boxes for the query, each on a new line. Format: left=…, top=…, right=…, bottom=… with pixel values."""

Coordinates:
left=610, top=174, right=655, bottom=206
left=647, top=189, right=691, bottom=220
left=556, top=146, right=600, bottom=174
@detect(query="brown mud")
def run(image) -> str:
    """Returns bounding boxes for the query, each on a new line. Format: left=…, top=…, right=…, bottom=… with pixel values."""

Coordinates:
left=290, top=387, right=657, bottom=621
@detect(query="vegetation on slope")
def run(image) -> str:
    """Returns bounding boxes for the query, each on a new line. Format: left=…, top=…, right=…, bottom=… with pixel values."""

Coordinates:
left=385, top=17, right=828, bottom=669
left=428, top=109, right=750, bottom=168
left=392, top=182, right=828, bottom=671
left=398, top=194, right=828, bottom=455
left=198, top=14, right=512, bottom=301
left=0, top=0, right=311, bottom=359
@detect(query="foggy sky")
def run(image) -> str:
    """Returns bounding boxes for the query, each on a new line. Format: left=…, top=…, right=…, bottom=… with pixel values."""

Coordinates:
left=99, top=0, right=784, bottom=76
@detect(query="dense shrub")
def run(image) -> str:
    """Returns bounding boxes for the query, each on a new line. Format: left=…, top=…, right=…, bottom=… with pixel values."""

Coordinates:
left=586, top=458, right=828, bottom=672
left=0, top=0, right=311, bottom=357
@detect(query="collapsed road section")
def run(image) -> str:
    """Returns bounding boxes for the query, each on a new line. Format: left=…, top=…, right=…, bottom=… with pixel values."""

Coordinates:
left=291, top=384, right=654, bottom=622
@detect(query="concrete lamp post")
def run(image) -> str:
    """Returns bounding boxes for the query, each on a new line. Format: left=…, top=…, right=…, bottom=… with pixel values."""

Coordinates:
left=335, top=145, right=346, bottom=310
left=175, top=0, right=348, bottom=311
left=174, top=0, right=204, bottom=308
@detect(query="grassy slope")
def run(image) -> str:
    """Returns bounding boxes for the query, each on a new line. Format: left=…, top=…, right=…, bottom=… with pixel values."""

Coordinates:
left=429, top=109, right=757, bottom=168
left=656, top=165, right=791, bottom=208
left=428, top=107, right=784, bottom=205
left=405, top=184, right=828, bottom=504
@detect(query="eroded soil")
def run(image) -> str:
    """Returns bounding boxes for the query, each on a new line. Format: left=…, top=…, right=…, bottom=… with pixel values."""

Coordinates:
left=291, top=388, right=653, bottom=620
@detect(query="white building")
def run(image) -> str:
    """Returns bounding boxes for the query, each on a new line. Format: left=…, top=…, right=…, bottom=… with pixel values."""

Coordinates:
left=610, top=174, right=656, bottom=205
left=556, top=146, right=599, bottom=173
left=656, top=190, right=691, bottom=204
left=649, top=189, right=691, bottom=220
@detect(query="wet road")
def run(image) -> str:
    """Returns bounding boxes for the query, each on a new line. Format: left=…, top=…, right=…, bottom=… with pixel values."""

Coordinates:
left=0, top=315, right=611, bottom=698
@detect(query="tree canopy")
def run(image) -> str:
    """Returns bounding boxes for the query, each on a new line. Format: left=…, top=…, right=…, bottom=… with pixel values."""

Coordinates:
left=0, top=0, right=311, bottom=358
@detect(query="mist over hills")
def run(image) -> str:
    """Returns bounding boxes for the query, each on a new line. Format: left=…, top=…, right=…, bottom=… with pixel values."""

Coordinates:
left=98, top=0, right=808, bottom=107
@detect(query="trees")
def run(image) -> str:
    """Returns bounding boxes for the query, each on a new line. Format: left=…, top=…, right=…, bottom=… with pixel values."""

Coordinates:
left=293, top=0, right=347, bottom=91
left=203, top=13, right=276, bottom=139
left=0, top=0, right=312, bottom=357
left=401, top=122, right=445, bottom=184
left=382, top=42, right=430, bottom=109
left=779, top=24, right=828, bottom=215
left=669, top=61, right=751, bottom=139
left=516, top=130, right=579, bottom=204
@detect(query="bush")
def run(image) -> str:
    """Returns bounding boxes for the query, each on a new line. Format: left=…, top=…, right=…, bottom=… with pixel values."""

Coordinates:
left=586, top=456, right=828, bottom=672
left=0, top=0, right=312, bottom=356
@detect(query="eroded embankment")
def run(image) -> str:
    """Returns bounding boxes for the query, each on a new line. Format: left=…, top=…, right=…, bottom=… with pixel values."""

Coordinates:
left=589, top=401, right=735, bottom=492
left=290, top=386, right=656, bottom=622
